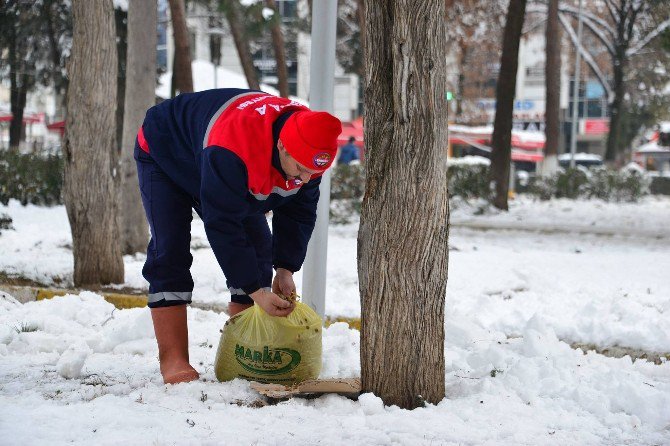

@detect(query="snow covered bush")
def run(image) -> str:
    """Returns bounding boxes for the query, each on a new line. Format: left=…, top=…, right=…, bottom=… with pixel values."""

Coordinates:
left=0, top=150, right=63, bottom=206
left=528, top=175, right=556, bottom=200
left=330, top=164, right=365, bottom=224
left=448, top=162, right=491, bottom=201
left=330, top=164, right=365, bottom=200
left=583, top=167, right=650, bottom=202
left=331, top=156, right=495, bottom=204
left=554, top=167, right=589, bottom=199
left=329, top=159, right=496, bottom=224
left=529, top=167, right=650, bottom=202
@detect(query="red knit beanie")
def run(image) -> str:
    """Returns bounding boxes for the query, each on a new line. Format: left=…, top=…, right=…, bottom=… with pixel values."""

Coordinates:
left=279, top=111, right=342, bottom=171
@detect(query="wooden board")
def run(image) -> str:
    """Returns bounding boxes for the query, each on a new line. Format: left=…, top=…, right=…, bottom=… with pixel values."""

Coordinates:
left=250, top=378, right=361, bottom=399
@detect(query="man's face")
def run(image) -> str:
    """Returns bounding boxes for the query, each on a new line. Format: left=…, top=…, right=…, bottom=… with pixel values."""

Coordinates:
left=278, top=139, right=320, bottom=185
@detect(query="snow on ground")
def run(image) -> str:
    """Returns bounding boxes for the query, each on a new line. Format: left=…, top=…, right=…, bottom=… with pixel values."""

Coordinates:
left=1, top=197, right=670, bottom=444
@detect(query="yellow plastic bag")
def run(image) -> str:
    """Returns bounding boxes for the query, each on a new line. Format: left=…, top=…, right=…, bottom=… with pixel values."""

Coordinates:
left=214, top=302, right=323, bottom=385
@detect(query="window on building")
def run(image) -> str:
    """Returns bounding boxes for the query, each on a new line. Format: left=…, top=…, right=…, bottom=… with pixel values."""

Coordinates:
left=277, top=0, right=297, bottom=21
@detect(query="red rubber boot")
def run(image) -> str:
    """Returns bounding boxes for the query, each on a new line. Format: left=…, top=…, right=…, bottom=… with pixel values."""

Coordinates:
left=150, top=306, right=200, bottom=384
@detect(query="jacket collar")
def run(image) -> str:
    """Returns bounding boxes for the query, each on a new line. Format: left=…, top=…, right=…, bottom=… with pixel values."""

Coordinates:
left=271, top=111, right=296, bottom=180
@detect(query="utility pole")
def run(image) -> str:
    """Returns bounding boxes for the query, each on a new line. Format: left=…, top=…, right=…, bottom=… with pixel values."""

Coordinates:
left=301, top=0, right=338, bottom=318
left=569, top=0, right=583, bottom=168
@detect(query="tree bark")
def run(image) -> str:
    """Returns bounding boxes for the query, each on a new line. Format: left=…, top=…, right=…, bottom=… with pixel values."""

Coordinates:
left=542, top=0, right=561, bottom=174
left=455, top=42, right=467, bottom=119
left=120, top=0, right=155, bottom=255
left=115, top=8, right=128, bottom=158
left=9, top=73, right=27, bottom=151
left=359, top=0, right=449, bottom=410
left=168, top=0, right=193, bottom=94
left=605, top=57, right=626, bottom=162
left=8, top=26, right=27, bottom=151
left=224, top=0, right=260, bottom=90
left=356, top=0, right=366, bottom=80
left=64, top=0, right=124, bottom=286
left=490, top=0, right=526, bottom=210
left=266, top=0, right=289, bottom=97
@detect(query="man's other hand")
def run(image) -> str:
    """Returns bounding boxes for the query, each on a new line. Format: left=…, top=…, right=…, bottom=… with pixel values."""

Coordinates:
left=249, top=289, right=295, bottom=317
left=272, top=268, right=296, bottom=297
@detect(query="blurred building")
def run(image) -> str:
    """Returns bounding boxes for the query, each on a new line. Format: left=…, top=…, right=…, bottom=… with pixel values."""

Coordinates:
left=162, top=0, right=360, bottom=122
left=448, top=26, right=611, bottom=158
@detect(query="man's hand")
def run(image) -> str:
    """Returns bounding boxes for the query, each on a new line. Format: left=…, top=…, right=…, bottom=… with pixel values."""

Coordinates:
left=249, top=288, right=295, bottom=317
left=272, top=268, right=296, bottom=297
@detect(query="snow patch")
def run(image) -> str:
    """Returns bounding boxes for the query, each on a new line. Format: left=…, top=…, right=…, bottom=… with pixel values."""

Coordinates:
left=56, top=341, right=91, bottom=379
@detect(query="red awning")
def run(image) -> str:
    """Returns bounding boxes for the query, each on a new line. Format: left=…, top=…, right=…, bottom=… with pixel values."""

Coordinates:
left=47, top=120, right=65, bottom=130
left=510, top=134, right=544, bottom=150
left=511, top=150, right=544, bottom=162
left=0, top=112, right=43, bottom=124
left=450, top=128, right=545, bottom=163
left=46, top=120, right=66, bottom=136
left=338, top=120, right=364, bottom=148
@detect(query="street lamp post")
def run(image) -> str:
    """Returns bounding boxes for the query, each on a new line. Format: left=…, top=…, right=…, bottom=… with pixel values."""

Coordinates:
left=301, top=0, right=338, bottom=318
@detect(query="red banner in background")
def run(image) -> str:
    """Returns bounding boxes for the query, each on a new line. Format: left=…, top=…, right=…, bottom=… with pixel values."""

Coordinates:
left=582, top=118, right=610, bottom=135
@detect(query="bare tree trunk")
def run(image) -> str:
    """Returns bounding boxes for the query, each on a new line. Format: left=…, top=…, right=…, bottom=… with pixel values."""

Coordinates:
left=359, top=0, right=449, bottom=410
left=605, top=3, right=637, bottom=164
left=455, top=42, right=467, bottom=119
left=168, top=0, right=193, bottom=94
left=542, top=0, right=561, bottom=175
left=115, top=8, right=128, bottom=158
left=43, top=0, right=67, bottom=117
left=9, top=73, right=27, bottom=151
left=64, top=0, right=124, bottom=287
left=224, top=0, right=260, bottom=90
left=605, top=50, right=627, bottom=163
left=120, top=0, right=155, bottom=255
left=490, top=0, right=526, bottom=211
left=356, top=0, right=365, bottom=80
left=266, top=0, right=289, bottom=97
left=8, top=27, right=27, bottom=151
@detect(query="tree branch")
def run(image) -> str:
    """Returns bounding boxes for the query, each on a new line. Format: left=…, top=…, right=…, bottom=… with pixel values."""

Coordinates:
left=558, top=4, right=616, bottom=40
left=559, top=9, right=617, bottom=57
left=558, top=12, right=614, bottom=104
left=603, top=0, right=620, bottom=26
left=626, top=18, right=670, bottom=56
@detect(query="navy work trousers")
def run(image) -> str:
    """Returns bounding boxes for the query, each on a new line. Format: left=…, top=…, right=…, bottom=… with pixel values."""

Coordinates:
left=134, top=144, right=270, bottom=308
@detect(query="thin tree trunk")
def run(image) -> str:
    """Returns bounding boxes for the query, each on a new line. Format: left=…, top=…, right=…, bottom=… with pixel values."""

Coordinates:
left=64, top=0, right=124, bottom=286
left=8, top=27, right=26, bottom=151
left=266, top=0, right=289, bottom=97
left=542, top=0, right=561, bottom=175
left=605, top=4, right=637, bottom=163
left=120, top=0, right=155, bottom=255
left=9, top=73, right=27, bottom=151
left=44, top=0, right=67, bottom=117
left=360, top=0, right=449, bottom=410
left=168, top=0, right=193, bottom=94
left=115, top=8, right=128, bottom=157
left=605, top=50, right=627, bottom=163
left=455, top=42, right=467, bottom=119
left=490, top=0, right=526, bottom=211
left=224, top=0, right=260, bottom=90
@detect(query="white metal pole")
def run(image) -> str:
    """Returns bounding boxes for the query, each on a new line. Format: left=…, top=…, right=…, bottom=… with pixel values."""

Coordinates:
left=569, top=0, right=584, bottom=169
left=301, top=0, right=338, bottom=318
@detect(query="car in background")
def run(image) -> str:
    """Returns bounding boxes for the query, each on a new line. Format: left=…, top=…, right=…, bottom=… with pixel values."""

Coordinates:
left=558, top=153, right=604, bottom=169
